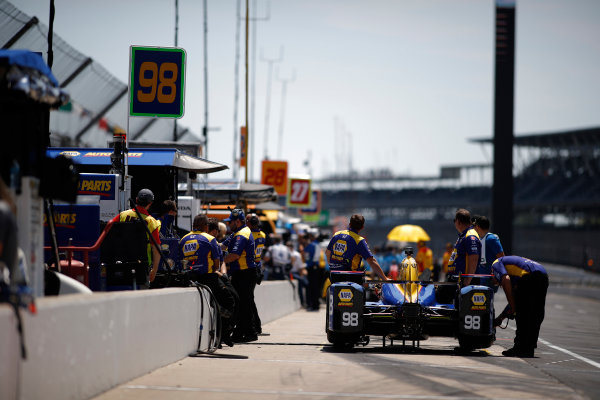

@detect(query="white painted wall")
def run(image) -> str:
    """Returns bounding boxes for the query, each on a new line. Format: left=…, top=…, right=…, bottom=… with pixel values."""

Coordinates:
left=0, top=280, right=300, bottom=400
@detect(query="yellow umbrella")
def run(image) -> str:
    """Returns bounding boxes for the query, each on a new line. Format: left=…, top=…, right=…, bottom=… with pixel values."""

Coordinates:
left=386, top=224, right=430, bottom=243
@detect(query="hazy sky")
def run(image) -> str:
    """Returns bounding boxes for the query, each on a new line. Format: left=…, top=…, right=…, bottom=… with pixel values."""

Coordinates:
left=16, top=0, right=600, bottom=181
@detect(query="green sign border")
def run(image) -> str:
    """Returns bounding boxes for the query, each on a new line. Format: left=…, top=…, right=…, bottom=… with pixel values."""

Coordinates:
left=129, top=46, right=186, bottom=118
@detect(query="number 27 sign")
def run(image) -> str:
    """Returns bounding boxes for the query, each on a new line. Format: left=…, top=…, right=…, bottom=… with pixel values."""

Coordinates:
left=130, top=46, right=186, bottom=118
left=287, top=177, right=312, bottom=208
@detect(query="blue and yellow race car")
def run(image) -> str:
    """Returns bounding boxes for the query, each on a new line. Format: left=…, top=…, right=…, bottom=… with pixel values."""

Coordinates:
left=326, top=254, right=496, bottom=350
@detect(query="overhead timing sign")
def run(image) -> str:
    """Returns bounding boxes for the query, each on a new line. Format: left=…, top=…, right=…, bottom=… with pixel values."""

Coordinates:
left=129, top=46, right=186, bottom=118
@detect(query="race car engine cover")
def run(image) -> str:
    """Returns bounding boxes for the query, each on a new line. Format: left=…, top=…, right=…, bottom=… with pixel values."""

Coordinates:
left=328, top=282, right=364, bottom=334
left=458, top=285, right=494, bottom=338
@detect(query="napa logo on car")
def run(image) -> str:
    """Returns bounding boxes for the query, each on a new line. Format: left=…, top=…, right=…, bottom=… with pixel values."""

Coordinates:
left=78, top=174, right=116, bottom=200
left=59, top=151, right=80, bottom=157
left=471, top=292, right=486, bottom=305
left=338, top=288, right=353, bottom=302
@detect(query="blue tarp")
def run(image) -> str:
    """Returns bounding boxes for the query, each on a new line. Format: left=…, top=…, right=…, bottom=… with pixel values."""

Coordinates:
left=47, top=148, right=228, bottom=173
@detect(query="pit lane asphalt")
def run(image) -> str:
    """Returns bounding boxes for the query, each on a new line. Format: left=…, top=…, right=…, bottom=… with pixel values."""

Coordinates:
left=93, top=264, right=600, bottom=400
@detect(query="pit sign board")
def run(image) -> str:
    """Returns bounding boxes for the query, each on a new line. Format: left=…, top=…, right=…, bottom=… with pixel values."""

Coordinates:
left=300, top=190, right=320, bottom=215
left=287, top=177, right=312, bottom=208
left=130, top=46, right=186, bottom=118
left=261, top=160, right=288, bottom=195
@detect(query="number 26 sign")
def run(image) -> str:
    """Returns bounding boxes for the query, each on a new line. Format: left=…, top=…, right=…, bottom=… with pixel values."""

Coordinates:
left=287, top=177, right=312, bottom=207
left=130, top=46, right=186, bottom=118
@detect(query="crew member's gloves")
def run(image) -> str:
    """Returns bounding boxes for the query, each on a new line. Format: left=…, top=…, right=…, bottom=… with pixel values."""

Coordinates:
left=494, top=310, right=515, bottom=327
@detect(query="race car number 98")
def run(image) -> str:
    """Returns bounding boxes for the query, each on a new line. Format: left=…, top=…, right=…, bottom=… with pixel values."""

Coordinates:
left=342, top=312, right=359, bottom=327
left=464, top=315, right=480, bottom=330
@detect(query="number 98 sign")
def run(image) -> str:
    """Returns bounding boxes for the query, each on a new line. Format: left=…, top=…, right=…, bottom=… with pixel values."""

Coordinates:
left=287, top=177, right=312, bottom=208
left=130, top=46, right=186, bottom=118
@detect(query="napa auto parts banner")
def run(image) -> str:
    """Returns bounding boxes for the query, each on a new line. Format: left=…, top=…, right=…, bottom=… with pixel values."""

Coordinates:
left=43, top=203, right=101, bottom=265
left=78, top=173, right=120, bottom=221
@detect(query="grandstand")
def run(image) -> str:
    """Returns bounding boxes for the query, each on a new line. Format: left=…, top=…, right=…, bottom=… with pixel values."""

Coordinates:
left=320, top=127, right=600, bottom=271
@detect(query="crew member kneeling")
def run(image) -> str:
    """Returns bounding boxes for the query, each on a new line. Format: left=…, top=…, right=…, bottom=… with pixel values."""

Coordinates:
left=492, top=255, right=549, bottom=358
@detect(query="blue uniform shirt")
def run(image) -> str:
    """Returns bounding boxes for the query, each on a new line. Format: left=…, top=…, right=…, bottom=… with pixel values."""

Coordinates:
left=491, top=256, right=547, bottom=285
left=327, top=229, right=373, bottom=271
left=477, top=232, right=504, bottom=274
left=304, top=239, right=321, bottom=268
left=447, top=226, right=481, bottom=277
left=179, top=231, right=220, bottom=274
left=250, top=228, right=266, bottom=268
left=227, top=225, right=256, bottom=272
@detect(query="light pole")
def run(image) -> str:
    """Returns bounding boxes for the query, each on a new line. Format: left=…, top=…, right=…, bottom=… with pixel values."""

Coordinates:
left=276, top=68, right=295, bottom=160
left=261, top=46, right=283, bottom=160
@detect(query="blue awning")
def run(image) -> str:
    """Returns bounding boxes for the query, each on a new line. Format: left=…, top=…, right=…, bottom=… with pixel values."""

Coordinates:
left=47, top=147, right=228, bottom=173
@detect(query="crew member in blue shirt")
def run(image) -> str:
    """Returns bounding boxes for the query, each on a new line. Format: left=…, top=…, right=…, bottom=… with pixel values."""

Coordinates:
left=304, top=230, right=323, bottom=311
left=447, top=208, right=481, bottom=286
left=326, top=214, right=388, bottom=282
left=472, top=215, right=505, bottom=275
left=179, top=214, right=236, bottom=346
left=223, top=209, right=258, bottom=342
left=246, top=213, right=266, bottom=333
left=492, top=256, right=549, bottom=358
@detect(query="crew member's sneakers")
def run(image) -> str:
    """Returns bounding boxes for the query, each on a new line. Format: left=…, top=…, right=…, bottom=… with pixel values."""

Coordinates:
left=232, top=333, right=258, bottom=343
left=243, top=334, right=258, bottom=342
left=502, top=347, right=534, bottom=358
left=221, top=337, right=235, bottom=347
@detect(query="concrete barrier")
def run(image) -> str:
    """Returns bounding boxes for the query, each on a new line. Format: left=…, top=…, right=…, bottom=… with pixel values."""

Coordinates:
left=0, top=280, right=300, bottom=400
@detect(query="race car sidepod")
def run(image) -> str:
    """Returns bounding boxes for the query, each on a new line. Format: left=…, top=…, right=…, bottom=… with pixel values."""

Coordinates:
left=326, top=271, right=366, bottom=346
left=457, top=285, right=495, bottom=349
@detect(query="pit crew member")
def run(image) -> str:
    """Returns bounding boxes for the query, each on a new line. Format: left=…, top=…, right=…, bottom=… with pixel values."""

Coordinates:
left=325, top=214, right=387, bottom=281
left=447, top=208, right=480, bottom=286
left=246, top=212, right=266, bottom=333
left=223, top=209, right=258, bottom=343
left=179, top=214, right=236, bottom=346
left=472, top=215, right=505, bottom=275
left=111, top=188, right=161, bottom=282
left=492, top=255, right=549, bottom=358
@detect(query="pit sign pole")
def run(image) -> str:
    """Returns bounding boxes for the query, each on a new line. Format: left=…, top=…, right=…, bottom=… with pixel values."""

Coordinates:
left=127, top=45, right=186, bottom=209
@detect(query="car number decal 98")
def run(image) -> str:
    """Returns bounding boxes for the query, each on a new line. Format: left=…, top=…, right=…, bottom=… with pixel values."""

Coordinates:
left=464, top=315, right=481, bottom=330
left=342, top=312, right=359, bottom=327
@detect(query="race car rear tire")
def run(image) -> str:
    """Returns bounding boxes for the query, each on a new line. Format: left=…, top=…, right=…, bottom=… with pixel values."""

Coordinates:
left=458, top=334, right=495, bottom=350
left=327, top=331, right=356, bottom=350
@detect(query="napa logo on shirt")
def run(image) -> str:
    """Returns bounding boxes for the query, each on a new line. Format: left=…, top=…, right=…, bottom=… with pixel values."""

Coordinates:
left=333, top=240, right=347, bottom=256
left=183, top=240, right=199, bottom=256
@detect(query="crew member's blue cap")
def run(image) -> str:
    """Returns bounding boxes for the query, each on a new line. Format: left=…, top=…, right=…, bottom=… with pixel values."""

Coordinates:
left=224, top=208, right=245, bottom=222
